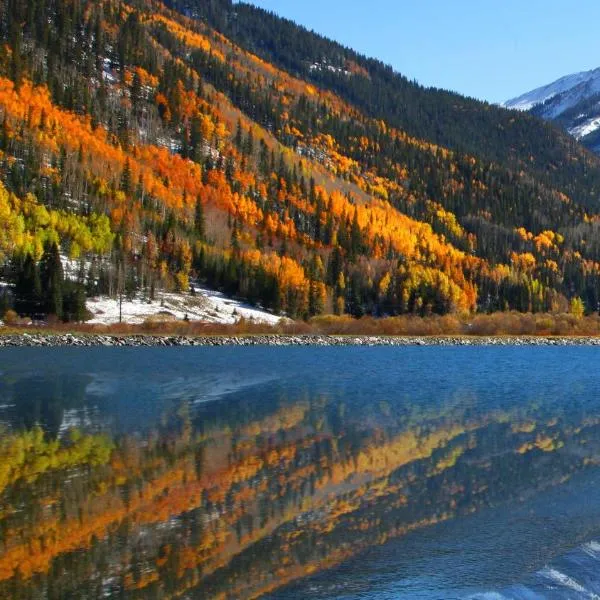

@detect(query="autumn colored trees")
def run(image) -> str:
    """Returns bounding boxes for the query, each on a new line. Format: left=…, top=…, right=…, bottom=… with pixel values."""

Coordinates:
left=0, top=362, right=598, bottom=599
left=0, top=0, right=599, bottom=321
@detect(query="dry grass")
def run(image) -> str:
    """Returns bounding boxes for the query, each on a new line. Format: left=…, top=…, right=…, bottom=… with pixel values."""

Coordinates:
left=309, top=312, right=600, bottom=337
left=2, top=311, right=600, bottom=338
left=0, top=317, right=312, bottom=337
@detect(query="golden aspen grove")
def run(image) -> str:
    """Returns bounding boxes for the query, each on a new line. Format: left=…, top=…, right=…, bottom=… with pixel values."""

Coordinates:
left=2, top=0, right=600, bottom=322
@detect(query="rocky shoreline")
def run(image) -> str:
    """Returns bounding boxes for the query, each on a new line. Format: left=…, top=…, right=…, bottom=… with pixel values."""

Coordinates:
left=1, top=332, right=600, bottom=347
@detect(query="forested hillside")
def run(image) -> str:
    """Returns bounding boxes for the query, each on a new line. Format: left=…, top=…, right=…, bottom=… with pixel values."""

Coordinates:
left=178, top=0, right=600, bottom=206
left=2, top=0, right=600, bottom=322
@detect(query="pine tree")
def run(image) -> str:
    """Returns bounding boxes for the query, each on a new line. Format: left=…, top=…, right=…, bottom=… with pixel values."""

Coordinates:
left=15, top=254, right=42, bottom=316
left=121, top=159, right=132, bottom=195
left=244, top=127, right=254, bottom=156
left=64, top=282, right=87, bottom=322
left=195, top=197, right=206, bottom=240
left=131, top=70, right=142, bottom=110
left=350, top=209, right=362, bottom=259
left=41, top=243, right=64, bottom=319
left=234, top=119, right=243, bottom=149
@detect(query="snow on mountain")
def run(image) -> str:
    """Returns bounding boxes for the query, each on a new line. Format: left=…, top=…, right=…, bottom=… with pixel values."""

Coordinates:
left=503, top=67, right=600, bottom=147
left=503, top=69, right=600, bottom=114
left=570, top=115, right=600, bottom=140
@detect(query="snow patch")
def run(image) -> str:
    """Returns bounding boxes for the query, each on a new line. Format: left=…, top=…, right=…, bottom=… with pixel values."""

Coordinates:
left=309, top=61, right=351, bottom=77
left=60, top=255, right=93, bottom=281
left=569, top=115, right=600, bottom=139
left=86, top=286, right=282, bottom=326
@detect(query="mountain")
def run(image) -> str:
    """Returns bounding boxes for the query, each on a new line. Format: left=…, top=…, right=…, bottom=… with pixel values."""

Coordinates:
left=2, top=0, right=600, bottom=323
left=179, top=0, right=600, bottom=204
left=504, top=67, right=600, bottom=152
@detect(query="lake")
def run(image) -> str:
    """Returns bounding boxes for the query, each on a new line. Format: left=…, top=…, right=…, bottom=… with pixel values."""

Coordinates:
left=1, top=346, right=600, bottom=599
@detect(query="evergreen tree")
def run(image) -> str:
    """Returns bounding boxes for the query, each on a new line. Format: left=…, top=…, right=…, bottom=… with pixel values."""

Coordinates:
left=195, top=197, right=206, bottom=240
left=14, top=254, right=42, bottom=316
left=120, top=159, right=133, bottom=195
left=131, top=70, right=142, bottom=110
left=350, top=209, right=362, bottom=259
left=64, top=282, right=88, bottom=322
left=41, top=243, right=64, bottom=319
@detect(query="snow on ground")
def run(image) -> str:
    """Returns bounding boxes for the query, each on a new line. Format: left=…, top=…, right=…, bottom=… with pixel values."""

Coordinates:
left=569, top=115, right=600, bottom=140
left=309, top=62, right=351, bottom=77
left=42, top=256, right=283, bottom=326
left=86, top=286, right=283, bottom=326
left=61, top=255, right=93, bottom=280
left=102, top=57, right=117, bottom=84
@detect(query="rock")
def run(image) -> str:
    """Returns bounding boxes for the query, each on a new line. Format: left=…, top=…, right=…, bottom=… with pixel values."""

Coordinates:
left=1, top=332, right=600, bottom=347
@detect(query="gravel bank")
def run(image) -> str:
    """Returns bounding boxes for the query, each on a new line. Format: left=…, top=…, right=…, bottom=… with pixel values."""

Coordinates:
left=1, top=333, right=600, bottom=347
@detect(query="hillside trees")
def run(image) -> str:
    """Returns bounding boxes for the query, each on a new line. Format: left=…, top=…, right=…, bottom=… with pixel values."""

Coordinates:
left=0, top=0, right=599, bottom=320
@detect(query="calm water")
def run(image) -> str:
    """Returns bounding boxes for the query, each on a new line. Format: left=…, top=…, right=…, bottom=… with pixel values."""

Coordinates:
left=1, top=347, right=600, bottom=599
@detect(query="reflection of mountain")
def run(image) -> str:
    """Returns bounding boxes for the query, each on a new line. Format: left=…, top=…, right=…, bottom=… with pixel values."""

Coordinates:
left=2, top=359, right=600, bottom=599
left=160, top=373, right=280, bottom=405
left=282, top=467, right=600, bottom=599
left=0, top=372, right=92, bottom=437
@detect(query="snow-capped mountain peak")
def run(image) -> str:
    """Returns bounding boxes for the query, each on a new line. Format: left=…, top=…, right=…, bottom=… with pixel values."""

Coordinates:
left=503, top=68, right=600, bottom=113
left=503, top=66, right=600, bottom=151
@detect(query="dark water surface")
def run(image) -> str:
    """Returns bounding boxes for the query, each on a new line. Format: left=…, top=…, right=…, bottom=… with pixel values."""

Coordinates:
left=1, top=346, right=600, bottom=599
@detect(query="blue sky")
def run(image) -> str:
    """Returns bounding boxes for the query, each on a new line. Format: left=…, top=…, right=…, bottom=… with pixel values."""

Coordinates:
left=244, top=0, right=600, bottom=103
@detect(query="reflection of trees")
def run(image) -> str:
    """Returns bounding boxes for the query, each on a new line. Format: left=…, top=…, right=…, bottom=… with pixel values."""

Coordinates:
left=1, top=388, right=599, bottom=599
left=4, top=373, right=92, bottom=437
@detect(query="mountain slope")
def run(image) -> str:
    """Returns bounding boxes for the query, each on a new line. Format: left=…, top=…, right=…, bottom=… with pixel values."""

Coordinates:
left=504, top=67, right=600, bottom=152
left=503, top=68, right=600, bottom=115
left=1, top=0, right=600, bottom=323
left=173, top=0, right=600, bottom=210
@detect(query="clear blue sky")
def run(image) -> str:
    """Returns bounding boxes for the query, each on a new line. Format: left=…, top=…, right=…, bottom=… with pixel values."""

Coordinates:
left=243, top=0, right=600, bottom=104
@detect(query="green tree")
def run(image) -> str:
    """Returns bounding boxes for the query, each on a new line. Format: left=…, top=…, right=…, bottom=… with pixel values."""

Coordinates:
left=120, top=158, right=133, bottom=195
left=195, top=197, right=206, bottom=240
left=14, top=254, right=42, bottom=316
left=64, top=282, right=88, bottom=322
left=41, top=243, right=64, bottom=319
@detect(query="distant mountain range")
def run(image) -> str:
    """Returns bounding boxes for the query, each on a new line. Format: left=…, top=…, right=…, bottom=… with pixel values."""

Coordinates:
left=504, top=67, right=600, bottom=152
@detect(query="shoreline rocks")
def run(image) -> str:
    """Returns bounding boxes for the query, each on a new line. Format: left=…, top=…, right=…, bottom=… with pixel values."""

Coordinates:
left=1, top=333, right=600, bottom=347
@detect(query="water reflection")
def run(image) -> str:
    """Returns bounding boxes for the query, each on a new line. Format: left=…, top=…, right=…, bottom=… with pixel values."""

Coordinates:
left=0, top=347, right=599, bottom=599
left=2, top=372, right=91, bottom=436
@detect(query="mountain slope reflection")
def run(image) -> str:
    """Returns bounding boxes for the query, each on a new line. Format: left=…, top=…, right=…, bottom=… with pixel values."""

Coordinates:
left=0, top=346, right=599, bottom=599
